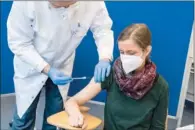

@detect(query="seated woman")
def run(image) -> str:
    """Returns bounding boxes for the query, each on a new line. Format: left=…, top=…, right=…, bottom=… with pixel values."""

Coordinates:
left=65, top=23, right=169, bottom=130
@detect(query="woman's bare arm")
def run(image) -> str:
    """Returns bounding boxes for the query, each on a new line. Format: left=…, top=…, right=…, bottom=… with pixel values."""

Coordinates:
left=65, top=77, right=102, bottom=116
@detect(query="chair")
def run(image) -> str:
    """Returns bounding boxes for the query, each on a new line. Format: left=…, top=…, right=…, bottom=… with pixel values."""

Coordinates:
left=47, top=106, right=102, bottom=130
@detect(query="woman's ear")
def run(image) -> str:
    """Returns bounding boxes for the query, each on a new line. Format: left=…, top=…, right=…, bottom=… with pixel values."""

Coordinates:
left=146, top=45, right=152, bottom=56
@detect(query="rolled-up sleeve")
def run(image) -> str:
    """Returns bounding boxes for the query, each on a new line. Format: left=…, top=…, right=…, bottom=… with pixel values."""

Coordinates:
left=101, top=69, right=113, bottom=90
left=7, top=1, right=48, bottom=72
left=90, top=2, right=114, bottom=61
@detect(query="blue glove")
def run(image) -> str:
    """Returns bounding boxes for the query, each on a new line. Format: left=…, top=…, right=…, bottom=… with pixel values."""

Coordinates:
left=94, top=60, right=111, bottom=83
left=48, top=67, right=73, bottom=85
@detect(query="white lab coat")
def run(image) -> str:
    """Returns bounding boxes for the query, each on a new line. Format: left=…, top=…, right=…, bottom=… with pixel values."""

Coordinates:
left=7, top=1, right=114, bottom=118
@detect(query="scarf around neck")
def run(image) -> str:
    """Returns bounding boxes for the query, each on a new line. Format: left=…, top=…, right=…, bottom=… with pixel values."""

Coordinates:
left=113, top=57, right=157, bottom=100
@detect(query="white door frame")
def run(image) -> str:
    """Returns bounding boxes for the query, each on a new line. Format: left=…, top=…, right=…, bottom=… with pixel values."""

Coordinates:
left=176, top=22, right=194, bottom=127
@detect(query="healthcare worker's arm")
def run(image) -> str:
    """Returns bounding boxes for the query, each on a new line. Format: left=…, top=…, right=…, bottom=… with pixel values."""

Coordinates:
left=150, top=85, right=169, bottom=130
left=7, top=2, right=48, bottom=73
left=7, top=2, right=72, bottom=85
left=65, top=78, right=102, bottom=128
left=90, top=2, right=114, bottom=83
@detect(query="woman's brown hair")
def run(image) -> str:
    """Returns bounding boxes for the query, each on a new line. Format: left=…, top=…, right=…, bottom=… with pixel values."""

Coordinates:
left=118, top=23, right=151, bottom=50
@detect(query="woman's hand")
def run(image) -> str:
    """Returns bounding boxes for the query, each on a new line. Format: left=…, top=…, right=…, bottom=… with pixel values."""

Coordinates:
left=68, top=112, right=88, bottom=129
left=65, top=99, right=88, bottom=129
left=65, top=77, right=102, bottom=129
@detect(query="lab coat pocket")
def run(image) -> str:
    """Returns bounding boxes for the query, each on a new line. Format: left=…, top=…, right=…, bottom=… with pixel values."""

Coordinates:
left=14, top=57, right=37, bottom=78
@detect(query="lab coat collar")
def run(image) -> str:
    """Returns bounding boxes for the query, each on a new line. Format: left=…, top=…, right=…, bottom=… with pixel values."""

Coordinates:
left=48, top=1, right=80, bottom=10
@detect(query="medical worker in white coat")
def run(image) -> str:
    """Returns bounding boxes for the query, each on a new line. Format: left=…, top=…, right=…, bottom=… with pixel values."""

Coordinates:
left=7, top=1, right=114, bottom=130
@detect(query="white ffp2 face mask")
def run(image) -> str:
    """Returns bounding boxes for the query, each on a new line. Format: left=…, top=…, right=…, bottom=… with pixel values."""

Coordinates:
left=120, top=54, right=143, bottom=74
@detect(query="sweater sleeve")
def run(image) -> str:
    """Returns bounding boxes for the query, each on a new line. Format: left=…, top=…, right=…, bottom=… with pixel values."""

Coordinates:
left=101, top=69, right=113, bottom=90
left=150, top=79, right=169, bottom=130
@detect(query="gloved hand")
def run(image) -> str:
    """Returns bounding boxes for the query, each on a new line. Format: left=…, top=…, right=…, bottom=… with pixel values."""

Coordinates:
left=94, top=60, right=111, bottom=83
left=48, top=67, right=73, bottom=85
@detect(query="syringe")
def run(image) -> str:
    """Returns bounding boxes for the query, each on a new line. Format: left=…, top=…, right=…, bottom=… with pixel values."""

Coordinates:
left=72, top=76, right=90, bottom=80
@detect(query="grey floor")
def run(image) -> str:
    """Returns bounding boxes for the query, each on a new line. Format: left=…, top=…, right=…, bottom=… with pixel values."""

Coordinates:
left=1, top=94, right=194, bottom=130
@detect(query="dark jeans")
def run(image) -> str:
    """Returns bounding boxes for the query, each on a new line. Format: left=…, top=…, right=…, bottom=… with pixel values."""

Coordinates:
left=12, top=78, right=64, bottom=130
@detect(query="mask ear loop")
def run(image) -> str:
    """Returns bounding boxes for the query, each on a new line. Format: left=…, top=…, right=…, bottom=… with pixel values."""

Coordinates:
left=140, top=49, right=144, bottom=59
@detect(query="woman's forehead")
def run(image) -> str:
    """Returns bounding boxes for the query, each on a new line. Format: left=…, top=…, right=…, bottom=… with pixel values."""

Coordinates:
left=118, top=39, right=142, bottom=51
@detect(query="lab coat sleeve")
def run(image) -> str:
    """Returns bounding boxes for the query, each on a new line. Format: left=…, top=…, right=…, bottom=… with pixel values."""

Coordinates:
left=7, top=2, right=48, bottom=72
left=150, top=83, right=169, bottom=130
left=90, top=2, right=114, bottom=61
